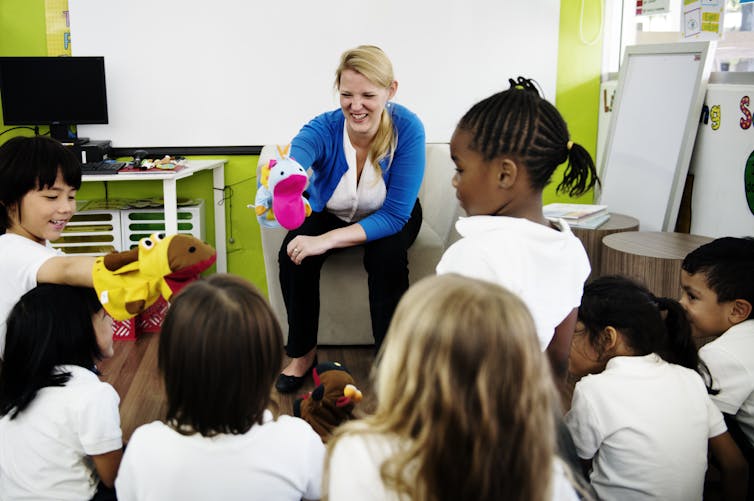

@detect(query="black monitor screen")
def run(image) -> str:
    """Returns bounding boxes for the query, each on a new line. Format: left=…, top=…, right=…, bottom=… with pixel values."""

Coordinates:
left=0, top=57, right=108, bottom=129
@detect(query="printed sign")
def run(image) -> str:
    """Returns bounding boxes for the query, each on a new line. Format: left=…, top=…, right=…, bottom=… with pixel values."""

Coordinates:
left=682, top=0, right=725, bottom=40
left=45, top=0, right=71, bottom=56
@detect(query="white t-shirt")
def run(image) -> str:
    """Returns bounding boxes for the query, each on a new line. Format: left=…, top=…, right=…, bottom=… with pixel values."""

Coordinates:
left=699, top=319, right=754, bottom=447
left=328, top=431, right=580, bottom=501
left=115, top=411, right=325, bottom=501
left=0, top=233, right=61, bottom=357
left=436, top=216, right=590, bottom=349
left=0, top=365, right=123, bottom=500
left=565, top=354, right=726, bottom=501
left=325, top=123, right=387, bottom=223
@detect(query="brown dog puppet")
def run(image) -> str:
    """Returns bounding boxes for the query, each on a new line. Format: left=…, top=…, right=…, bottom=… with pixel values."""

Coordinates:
left=92, top=232, right=216, bottom=320
left=293, top=361, right=363, bottom=442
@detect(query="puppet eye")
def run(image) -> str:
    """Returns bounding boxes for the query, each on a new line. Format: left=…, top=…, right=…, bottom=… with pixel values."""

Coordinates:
left=154, top=233, right=165, bottom=241
left=141, top=238, right=155, bottom=250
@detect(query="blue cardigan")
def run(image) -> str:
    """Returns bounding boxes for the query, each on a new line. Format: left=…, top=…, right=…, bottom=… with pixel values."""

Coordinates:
left=290, top=102, right=425, bottom=241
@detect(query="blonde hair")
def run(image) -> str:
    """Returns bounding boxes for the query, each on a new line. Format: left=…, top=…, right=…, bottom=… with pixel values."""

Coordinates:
left=335, top=44, right=398, bottom=175
left=326, top=274, right=557, bottom=501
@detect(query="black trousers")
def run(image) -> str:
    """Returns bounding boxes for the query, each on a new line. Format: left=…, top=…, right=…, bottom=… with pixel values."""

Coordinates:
left=279, top=200, right=422, bottom=357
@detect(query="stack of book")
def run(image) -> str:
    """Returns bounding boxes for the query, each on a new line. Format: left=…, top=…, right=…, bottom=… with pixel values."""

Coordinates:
left=543, top=203, right=610, bottom=229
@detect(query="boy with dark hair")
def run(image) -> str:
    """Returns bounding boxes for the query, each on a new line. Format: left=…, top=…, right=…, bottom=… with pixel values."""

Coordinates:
left=680, top=237, right=754, bottom=459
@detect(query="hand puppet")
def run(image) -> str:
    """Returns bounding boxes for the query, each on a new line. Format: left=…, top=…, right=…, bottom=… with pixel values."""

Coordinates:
left=293, top=361, right=363, bottom=442
left=92, top=233, right=217, bottom=321
left=253, top=144, right=311, bottom=230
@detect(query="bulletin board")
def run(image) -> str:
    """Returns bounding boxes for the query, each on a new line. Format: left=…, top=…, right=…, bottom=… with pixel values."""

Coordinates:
left=67, top=0, right=561, bottom=148
left=596, top=41, right=715, bottom=232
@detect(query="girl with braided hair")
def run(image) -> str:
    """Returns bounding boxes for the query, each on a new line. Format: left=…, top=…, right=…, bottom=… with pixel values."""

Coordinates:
left=565, top=275, right=747, bottom=500
left=437, top=77, right=598, bottom=384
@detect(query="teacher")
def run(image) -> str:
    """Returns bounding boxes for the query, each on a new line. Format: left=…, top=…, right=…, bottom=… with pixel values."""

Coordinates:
left=275, top=45, right=426, bottom=393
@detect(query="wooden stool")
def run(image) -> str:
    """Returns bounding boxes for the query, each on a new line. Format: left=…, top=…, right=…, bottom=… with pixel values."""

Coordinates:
left=571, top=213, right=639, bottom=281
left=600, top=231, right=713, bottom=298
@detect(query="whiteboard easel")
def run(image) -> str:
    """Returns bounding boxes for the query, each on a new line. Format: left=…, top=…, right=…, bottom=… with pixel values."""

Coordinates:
left=597, top=42, right=715, bottom=232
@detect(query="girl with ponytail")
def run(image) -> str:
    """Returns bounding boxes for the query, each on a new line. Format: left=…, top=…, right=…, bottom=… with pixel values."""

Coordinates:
left=437, top=77, right=599, bottom=387
left=565, top=275, right=747, bottom=500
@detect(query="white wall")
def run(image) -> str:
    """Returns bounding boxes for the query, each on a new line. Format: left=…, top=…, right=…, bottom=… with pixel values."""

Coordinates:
left=69, top=0, right=561, bottom=148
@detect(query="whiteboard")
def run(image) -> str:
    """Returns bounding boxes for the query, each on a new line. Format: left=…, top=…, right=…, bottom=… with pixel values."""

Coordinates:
left=68, top=0, right=560, bottom=148
left=597, top=42, right=714, bottom=232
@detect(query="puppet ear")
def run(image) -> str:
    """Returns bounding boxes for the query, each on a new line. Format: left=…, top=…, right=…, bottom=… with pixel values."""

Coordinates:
left=276, top=143, right=291, bottom=158
left=103, top=248, right=139, bottom=271
left=311, top=384, right=325, bottom=402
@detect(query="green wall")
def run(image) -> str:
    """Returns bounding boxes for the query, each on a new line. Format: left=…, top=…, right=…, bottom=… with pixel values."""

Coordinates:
left=549, top=1, right=603, bottom=205
left=1, top=0, right=604, bottom=294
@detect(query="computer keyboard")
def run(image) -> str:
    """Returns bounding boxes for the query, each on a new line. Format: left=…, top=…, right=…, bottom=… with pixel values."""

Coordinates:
left=81, top=161, right=126, bottom=175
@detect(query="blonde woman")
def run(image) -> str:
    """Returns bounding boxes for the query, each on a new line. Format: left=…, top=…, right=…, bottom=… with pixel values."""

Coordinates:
left=325, top=274, right=580, bottom=501
left=276, top=45, right=426, bottom=393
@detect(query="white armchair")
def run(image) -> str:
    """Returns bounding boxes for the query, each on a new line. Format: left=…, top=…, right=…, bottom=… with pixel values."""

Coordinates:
left=258, top=143, right=461, bottom=345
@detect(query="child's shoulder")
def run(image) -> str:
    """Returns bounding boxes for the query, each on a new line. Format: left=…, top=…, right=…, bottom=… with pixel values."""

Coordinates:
left=59, top=366, right=119, bottom=402
left=700, top=320, right=754, bottom=357
left=274, top=413, right=325, bottom=436
left=0, top=233, right=55, bottom=254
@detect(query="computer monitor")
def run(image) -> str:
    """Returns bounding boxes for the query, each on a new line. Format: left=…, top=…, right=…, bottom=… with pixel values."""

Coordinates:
left=0, top=56, right=108, bottom=143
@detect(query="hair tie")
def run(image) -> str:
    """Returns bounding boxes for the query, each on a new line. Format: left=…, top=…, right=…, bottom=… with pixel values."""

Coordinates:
left=566, top=140, right=574, bottom=151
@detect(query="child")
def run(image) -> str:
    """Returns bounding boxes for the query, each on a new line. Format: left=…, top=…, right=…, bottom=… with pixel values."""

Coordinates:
left=435, top=77, right=598, bottom=384
left=0, top=284, right=123, bottom=500
left=115, top=274, right=325, bottom=500
left=326, top=274, right=581, bottom=501
left=0, top=136, right=96, bottom=357
left=681, top=237, right=754, bottom=471
left=565, top=275, right=747, bottom=500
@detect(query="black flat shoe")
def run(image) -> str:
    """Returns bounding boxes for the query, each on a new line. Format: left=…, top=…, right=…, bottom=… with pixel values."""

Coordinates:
left=275, top=356, right=318, bottom=394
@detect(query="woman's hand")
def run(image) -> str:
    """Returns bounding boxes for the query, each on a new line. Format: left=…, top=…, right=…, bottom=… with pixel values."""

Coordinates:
left=287, top=235, right=331, bottom=264
left=287, top=224, right=369, bottom=264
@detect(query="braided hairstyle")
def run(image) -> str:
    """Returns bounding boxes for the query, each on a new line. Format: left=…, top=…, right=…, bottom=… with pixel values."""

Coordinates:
left=579, top=275, right=717, bottom=393
left=457, top=76, right=599, bottom=197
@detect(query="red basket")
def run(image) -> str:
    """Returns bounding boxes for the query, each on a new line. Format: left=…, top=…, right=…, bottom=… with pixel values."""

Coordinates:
left=111, top=297, right=169, bottom=340
left=112, top=318, right=136, bottom=340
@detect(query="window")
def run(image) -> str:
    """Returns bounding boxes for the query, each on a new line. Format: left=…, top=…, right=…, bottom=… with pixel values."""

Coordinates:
left=602, top=0, right=753, bottom=75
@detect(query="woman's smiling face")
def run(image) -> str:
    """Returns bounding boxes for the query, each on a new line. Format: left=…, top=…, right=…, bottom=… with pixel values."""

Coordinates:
left=339, top=68, right=396, bottom=142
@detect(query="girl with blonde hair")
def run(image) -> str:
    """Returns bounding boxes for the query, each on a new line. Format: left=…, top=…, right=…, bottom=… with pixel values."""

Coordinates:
left=325, top=274, right=579, bottom=501
left=277, top=45, right=426, bottom=393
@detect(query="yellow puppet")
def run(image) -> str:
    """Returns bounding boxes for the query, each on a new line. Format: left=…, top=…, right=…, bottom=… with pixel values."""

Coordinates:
left=92, top=233, right=216, bottom=321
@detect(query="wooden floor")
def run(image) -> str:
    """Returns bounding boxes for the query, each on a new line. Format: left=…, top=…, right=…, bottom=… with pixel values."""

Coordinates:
left=98, top=332, right=378, bottom=441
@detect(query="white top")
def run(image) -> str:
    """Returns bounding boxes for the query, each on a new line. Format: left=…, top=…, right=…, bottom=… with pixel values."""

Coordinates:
left=0, top=365, right=123, bottom=501
left=328, top=431, right=580, bottom=501
left=115, top=411, right=325, bottom=501
left=436, top=216, right=590, bottom=349
left=565, top=354, right=726, bottom=501
left=325, top=123, right=387, bottom=223
left=699, top=319, right=754, bottom=447
left=0, top=233, right=61, bottom=358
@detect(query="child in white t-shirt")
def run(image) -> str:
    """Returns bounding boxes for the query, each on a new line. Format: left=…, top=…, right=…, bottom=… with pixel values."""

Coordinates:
left=435, top=77, right=598, bottom=388
left=0, top=136, right=96, bottom=357
left=327, top=274, right=583, bottom=501
left=0, top=284, right=122, bottom=500
left=680, top=237, right=754, bottom=495
left=566, top=275, right=747, bottom=500
left=115, top=274, right=325, bottom=501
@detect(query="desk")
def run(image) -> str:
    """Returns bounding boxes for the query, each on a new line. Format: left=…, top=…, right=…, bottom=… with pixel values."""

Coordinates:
left=82, top=160, right=227, bottom=273
left=601, top=231, right=713, bottom=298
left=571, top=213, right=640, bottom=281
